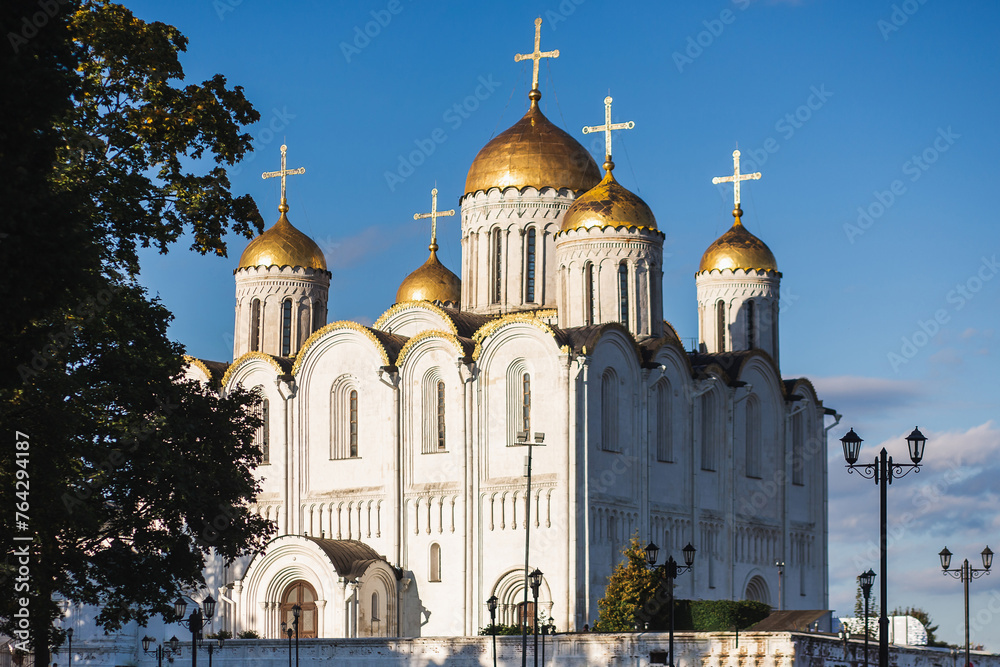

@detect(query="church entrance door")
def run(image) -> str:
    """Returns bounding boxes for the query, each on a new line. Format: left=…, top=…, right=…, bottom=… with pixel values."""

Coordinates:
left=280, top=580, right=318, bottom=638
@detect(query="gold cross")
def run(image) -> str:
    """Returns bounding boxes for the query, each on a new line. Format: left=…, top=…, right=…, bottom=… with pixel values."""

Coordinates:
left=261, top=144, right=306, bottom=207
left=413, top=187, right=455, bottom=247
left=514, top=17, right=559, bottom=92
left=711, top=149, right=761, bottom=209
left=582, top=96, right=635, bottom=165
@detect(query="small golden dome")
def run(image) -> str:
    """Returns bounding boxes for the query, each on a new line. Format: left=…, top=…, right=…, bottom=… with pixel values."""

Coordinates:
left=238, top=206, right=327, bottom=271
left=698, top=207, right=777, bottom=273
left=396, top=244, right=461, bottom=305
left=560, top=167, right=657, bottom=233
left=465, top=90, right=601, bottom=195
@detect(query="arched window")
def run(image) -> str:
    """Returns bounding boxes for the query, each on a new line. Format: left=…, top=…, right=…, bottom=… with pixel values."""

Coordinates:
left=585, top=263, right=595, bottom=325
left=493, top=231, right=503, bottom=304
left=746, top=396, right=761, bottom=478
left=601, top=370, right=619, bottom=452
left=252, top=386, right=269, bottom=464
left=429, top=542, right=442, bottom=582
left=522, top=373, right=531, bottom=436
left=618, top=262, right=629, bottom=324
left=792, top=411, right=805, bottom=485
left=526, top=228, right=536, bottom=303
left=280, top=298, right=293, bottom=356
left=280, top=580, right=317, bottom=638
left=701, top=391, right=718, bottom=471
left=312, top=301, right=325, bottom=333
left=371, top=592, right=380, bottom=621
left=716, top=300, right=726, bottom=351
left=436, top=380, right=446, bottom=450
left=249, top=298, right=261, bottom=351
left=747, top=299, right=756, bottom=349
left=349, top=389, right=359, bottom=458
left=655, top=380, right=673, bottom=462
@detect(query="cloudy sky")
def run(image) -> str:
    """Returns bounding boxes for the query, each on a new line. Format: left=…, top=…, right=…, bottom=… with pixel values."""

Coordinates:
left=130, top=0, right=999, bottom=649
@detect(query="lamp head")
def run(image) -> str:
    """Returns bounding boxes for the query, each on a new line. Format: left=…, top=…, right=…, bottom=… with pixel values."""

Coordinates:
left=173, top=597, right=188, bottom=621
left=982, top=546, right=993, bottom=571
left=529, top=569, right=543, bottom=596
left=644, top=542, right=659, bottom=566
left=939, top=547, right=953, bottom=571
left=486, top=595, right=498, bottom=615
left=202, top=595, right=216, bottom=620
left=142, top=636, right=153, bottom=652
left=169, top=636, right=180, bottom=652
left=905, top=426, right=927, bottom=464
left=292, top=603, right=301, bottom=620
left=840, top=428, right=863, bottom=465
left=67, top=628, right=73, bottom=640
left=682, top=543, right=696, bottom=567
left=281, top=621, right=287, bottom=633
left=859, top=568, right=876, bottom=595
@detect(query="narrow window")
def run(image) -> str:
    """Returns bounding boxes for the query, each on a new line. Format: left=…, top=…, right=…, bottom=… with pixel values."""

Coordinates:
left=350, top=389, right=359, bottom=458
left=436, top=380, right=446, bottom=450
left=371, top=592, right=380, bottom=623
left=493, top=232, right=503, bottom=304
left=601, top=370, right=619, bottom=452
left=252, top=387, right=269, bottom=464
left=792, top=411, right=804, bottom=485
left=281, top=299, right=293, bottom=356
left=716, top=300, right=726, bottom=351
left=585, top=263, right=595, bottom=325
left=701, top=392, right=717, bottom=471
left=526, top=228, right=536, bottom=303
left=747, top=299, right=756, bottom=349
left=746, top=397, right=761, bottom=478
left=522, top=373, right=531, bottom=436
left=429, top=543, right=442, bottom=582
left=312, top=301, right=324, bottom=333
left=771, top=302, right=779, bottom=356
left=655, top=381, right=673, bottom=462
left=618, top=263, right=629, bottom=324
left=249, top=298, right=261, bottom=351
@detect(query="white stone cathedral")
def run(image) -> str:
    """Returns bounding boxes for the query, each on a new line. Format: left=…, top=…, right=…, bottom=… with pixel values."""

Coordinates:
left=178, top=24, right=835, bottom=642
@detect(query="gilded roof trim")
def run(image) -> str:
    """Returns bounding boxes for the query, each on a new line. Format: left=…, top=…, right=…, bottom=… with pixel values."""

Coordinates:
left=221, top=351, right=286, bottom=388
left=395, top=330, right=473, bottom=368
left=373, top=301, right=461, bottom=338
left=471, top=313, right=558, bottom=361
left=292, top=320, right=393, bottom=376
left=182, top=355, right=213, bottom=382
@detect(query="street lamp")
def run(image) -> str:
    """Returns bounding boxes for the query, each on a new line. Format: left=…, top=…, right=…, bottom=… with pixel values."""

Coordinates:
left=174, top=594, right=217, bottom=667
left=840, top=427, right=926, bottom=667
left=142, top=635, right=181, bottom=667
left=858, top=569, right=876, bottom=667
left=292, top=603, right=301, bottom=667
left=66, top=628, right=73, bottom=667
left=486, top=596, right=498, bottom=667
left=529, top=569, right=543, bottom=667
left=645, top=541, right=696, bottom=667
left=205, top=637, right=223, bottom=667
left=939, top=545, right=992, bottom=667
left=510, top=429, right=545, bottom=667
left=281, top=622, right=292, bottom=667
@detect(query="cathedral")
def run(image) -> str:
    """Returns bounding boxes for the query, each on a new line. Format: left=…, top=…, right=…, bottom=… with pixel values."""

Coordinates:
left=180, top=19, right=833, bottom=640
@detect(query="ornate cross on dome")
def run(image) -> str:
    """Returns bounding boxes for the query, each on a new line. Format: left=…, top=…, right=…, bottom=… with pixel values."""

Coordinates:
left=262, top=144, right=306, bottom=208
left=582, top=96, right=635, bottom=167
left=514, top=17, right=559, bottom=92
left=711, top=149, right=761, bottom=209
left=413, top=187, right=455, bottom=247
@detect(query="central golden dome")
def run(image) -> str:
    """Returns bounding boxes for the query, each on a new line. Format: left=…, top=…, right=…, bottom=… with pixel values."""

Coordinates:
left=396, top=244, right=461, bottom=305
left=560, top=167, right=657, bottom=233
left=699, top=208, right=777, bottom=273
left=465, top=90, right=601, bottom=195
left=238, top=206, right=327, bottom=271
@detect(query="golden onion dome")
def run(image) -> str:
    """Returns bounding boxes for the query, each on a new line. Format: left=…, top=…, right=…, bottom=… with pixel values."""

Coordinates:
left=698, top=207, right=778, bottom=273
left=238, top=202, right=327, bottom=271
left=560, top=165, right=657, bottom=233
left=465, top=89, right=601, bottom=195
left=396, top=244, right=461, bottom=305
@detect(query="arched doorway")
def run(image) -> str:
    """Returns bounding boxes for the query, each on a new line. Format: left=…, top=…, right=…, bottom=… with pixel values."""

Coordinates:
left=280, top=580, right=318, bottom=638
left=744, top=575, right=771, bottom=606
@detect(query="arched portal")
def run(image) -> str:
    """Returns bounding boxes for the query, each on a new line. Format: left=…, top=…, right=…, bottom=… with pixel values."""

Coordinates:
left=744, top=574, right=771, bottom=606
left=281, top=580, right=318, bottom=638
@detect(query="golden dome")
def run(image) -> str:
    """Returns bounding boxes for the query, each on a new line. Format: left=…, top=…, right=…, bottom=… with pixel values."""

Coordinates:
left=238, top=205, right=327, bottom=271
left=465, top=90, right=601, bottom=195
left=396, top=244, right=461, bottom=305
left=560, top=167, right=657, bottom=233
left=698, top=207, right=777, bottom=273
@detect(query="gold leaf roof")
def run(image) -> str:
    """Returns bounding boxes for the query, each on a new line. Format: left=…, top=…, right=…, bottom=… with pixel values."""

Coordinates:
left=698, top=209, right=777, bottom=273
left=465, top=90, right=601, bottom=195
left=395, top=245, right=461, bottom=305
left=238, top=210, right=327, bottom=271
left=560, top=168, right=657, bottom=233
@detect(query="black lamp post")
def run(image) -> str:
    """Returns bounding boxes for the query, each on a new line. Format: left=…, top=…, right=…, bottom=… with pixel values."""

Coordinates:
left=66, top=628, right=73, bottom=667
left=939, top=545, right=993, bottom=667
left=839, top=626, right=851, bottom=665
left=486, top=595, right=498, bottom=667
left=281, top=622, right=292, bottom=667
left=174, top=594, right=217, bottom=667
left=292, top=603, right=301, bottom=667
left=142, top=635, right=181, bottom=667
left=859, top=569, right=875, bottom=667
left=205, top=637, right=223, bottom=667
left=840, top=427, right=926, bottom=667
left=529, top=569, right=543, bottom=667
left=644, top=541, right=696, bottom=667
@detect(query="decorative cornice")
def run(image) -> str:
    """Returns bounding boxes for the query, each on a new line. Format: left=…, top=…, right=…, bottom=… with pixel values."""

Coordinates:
left=395, top=329, right=471, bottom=368
left=292, top=320, right=393, bottom=376
left=695, top=267, right=781, bottom=278
left=182, top=355, right=213, bottom=382
left=471, top=313, right=557, bottom=361
left=221, top=351, right=285, bottom=388
left=373, top=301, right=460, bottom=338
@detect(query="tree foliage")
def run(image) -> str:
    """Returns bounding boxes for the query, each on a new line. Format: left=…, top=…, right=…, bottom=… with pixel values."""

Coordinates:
left=1, top=1, right=271, bottom=664
left=595, top=535, right=666, bottom=632
left=848, top=577, right=878, bottom=639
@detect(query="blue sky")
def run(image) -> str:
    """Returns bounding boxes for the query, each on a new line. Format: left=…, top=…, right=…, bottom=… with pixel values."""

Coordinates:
left=131, top=0, right=999, bottom=648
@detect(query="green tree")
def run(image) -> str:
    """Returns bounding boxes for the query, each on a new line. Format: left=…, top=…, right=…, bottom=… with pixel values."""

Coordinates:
left=890, top=606, right=949, bottom=647
left=595, top=535, right=665, bottom=632
left=0, top=2, right=270, bottom=665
